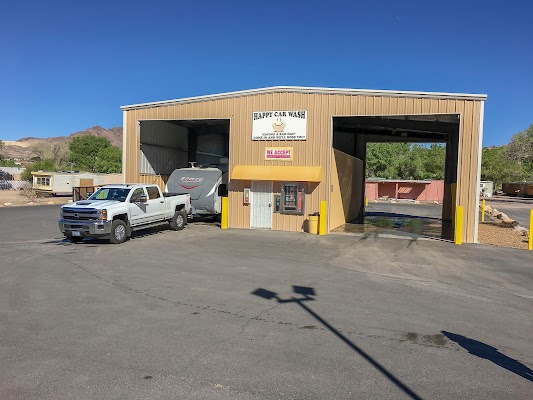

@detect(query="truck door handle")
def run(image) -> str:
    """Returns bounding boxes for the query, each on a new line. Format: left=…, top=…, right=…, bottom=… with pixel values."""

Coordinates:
left=269, top=203, right=272, bottom=207
left=160, top=201, right=164, bottom=203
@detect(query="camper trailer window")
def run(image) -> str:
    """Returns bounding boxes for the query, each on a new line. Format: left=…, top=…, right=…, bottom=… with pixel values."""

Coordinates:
left=281, top=182, right=305, bottom=215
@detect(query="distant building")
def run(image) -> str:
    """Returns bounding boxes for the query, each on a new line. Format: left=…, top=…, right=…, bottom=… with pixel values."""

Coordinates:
left=365, top=179, right=444, bottom=203
left=0, top=167, right=25, bottom=180
left=31, top=171, right=123, bottom=196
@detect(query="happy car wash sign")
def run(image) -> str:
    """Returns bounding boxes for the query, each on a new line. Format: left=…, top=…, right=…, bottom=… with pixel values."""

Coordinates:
left=252, top=111, right=307, bottom=141
left=265, top=147, right=293, bottom=161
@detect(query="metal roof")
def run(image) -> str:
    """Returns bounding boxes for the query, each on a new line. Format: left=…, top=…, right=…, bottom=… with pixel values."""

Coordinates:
left=121, top=86, right=488, bottom=111
left=0, top=167, right=25, bottom=174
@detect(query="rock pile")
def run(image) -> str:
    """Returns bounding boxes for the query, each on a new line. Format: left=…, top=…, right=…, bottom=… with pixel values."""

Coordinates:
left=481, top=204, right=518, bottom=228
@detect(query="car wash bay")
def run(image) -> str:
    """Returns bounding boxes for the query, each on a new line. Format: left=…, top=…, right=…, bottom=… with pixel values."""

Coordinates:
left=137, top=119, right=230, bottom=188
left=330, top=115, right=459, bottom=240
left=122, top=87, right=485, bottom=243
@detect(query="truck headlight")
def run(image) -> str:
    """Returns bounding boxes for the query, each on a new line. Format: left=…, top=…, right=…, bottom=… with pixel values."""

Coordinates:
left=100, top=209, right=107, bottom=221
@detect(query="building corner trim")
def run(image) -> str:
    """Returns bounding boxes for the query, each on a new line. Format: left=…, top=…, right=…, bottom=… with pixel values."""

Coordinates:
left=473, top=101, right=485, bottom=243
left=122, top=111, right=127, bottom=183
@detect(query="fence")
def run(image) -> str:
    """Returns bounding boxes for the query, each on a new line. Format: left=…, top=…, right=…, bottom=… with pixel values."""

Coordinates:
left=73, top=186, right=97, bottom=201
left=0, top=180, right=31, bottom=190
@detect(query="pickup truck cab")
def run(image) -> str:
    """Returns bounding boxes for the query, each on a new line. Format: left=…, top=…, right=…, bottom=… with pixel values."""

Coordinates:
left=59, top=184, right=191, bottom=244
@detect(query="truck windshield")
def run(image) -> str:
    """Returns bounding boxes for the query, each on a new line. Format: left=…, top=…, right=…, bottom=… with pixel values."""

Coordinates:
left=88, top=188, right=131, bottom=202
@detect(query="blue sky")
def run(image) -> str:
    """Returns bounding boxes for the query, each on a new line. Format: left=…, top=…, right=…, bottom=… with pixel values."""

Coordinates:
left=0, top=0, right=531, bottom=146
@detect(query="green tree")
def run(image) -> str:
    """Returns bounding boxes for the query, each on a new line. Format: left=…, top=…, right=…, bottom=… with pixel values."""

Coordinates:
left=0, top=159, right=18, bottom=167
left=481, top=146, right=528, bottom=190
left=21, top=159, right=58, bottom=181
left=422, top=144, right=446, bottom=180
left=366, top=143, right=410, bottom=178
left=504, top=123, right=533, bottom=177
left=94, top=146, right=122, bottom=173
left=69, top=135, right=122, bottom=173
left=366, top=143, right=446, bottom=180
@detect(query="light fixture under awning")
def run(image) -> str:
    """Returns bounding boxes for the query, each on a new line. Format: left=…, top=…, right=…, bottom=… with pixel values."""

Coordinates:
left=231, top=165, right=322, bottom=182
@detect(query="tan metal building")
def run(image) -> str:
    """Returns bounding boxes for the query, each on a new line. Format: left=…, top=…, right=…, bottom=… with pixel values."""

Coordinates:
left=121, top=86, right=486, bottom=243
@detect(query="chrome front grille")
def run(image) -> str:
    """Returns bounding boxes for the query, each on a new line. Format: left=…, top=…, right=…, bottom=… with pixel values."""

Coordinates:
left=62, top=208, right=100, bottom=221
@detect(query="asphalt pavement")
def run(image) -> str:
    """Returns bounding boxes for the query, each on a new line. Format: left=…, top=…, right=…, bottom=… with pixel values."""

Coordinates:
left=0, top=205, right=532, bottom=399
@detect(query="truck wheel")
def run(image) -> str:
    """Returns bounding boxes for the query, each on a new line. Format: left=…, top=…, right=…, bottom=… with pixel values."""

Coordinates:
left=110, top=220, right=128, bottom=244
left=169, top=210, right=186, bottom=231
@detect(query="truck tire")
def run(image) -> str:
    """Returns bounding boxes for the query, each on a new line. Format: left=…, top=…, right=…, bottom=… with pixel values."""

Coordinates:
left=169, top=210, right=186, bottom=231
left=109, top=220, right=128, bottom=244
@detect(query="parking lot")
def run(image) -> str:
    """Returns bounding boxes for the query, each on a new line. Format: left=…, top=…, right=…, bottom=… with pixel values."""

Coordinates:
left=1, top=205, right=532, bottom=399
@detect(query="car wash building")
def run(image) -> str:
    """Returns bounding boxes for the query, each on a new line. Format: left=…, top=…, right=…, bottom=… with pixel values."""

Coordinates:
left=121, top=86, right=486, bottom=243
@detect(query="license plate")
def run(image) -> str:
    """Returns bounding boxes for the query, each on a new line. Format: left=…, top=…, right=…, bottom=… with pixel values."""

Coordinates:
left=71, top=231, right=81, bottom=237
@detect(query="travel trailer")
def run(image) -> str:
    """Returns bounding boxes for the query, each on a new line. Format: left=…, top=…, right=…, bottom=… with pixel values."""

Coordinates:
left=166, top=163, right=228, bottom=219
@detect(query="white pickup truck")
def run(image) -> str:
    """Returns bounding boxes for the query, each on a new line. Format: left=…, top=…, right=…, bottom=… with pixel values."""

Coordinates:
left=59, top=184, right=191, bottom=244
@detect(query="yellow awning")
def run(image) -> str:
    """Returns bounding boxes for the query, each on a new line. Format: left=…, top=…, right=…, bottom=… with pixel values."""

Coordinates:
left=232, top=165, right=322, bottom=182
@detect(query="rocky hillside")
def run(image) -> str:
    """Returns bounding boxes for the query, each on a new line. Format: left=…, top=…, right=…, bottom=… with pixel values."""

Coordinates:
left=2, top=126, right=123, bottom=161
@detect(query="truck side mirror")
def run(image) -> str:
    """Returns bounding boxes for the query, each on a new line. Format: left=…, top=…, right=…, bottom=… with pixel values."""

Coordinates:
left=131, top=194, right=147, bottom=203
left=218, top=184, right=228, bottom=197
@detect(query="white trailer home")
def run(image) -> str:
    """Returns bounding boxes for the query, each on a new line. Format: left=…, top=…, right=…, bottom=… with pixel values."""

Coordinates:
left=32, top=171, right=122, bottom=196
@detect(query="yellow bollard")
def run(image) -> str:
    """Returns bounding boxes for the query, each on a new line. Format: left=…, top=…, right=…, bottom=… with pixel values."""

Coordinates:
left=319, top=200, right=327, bottom=236
left=365, top=196, right=369, bottom=207
left=221, top=197, right=228, bottom=230
left=455, top=205, right=463, bottom=245
left=529, top=209, right=533, bottom=251
left=481, top=199, right=486, bottom=223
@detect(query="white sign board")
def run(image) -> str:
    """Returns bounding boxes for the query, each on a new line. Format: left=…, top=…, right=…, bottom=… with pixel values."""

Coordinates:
left=252, top=111, right=307, bottom=141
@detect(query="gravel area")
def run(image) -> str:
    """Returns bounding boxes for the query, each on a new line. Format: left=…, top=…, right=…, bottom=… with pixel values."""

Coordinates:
left=0, top=190, right=70, bottom=207
left=478, top=222, right=530, bottom=250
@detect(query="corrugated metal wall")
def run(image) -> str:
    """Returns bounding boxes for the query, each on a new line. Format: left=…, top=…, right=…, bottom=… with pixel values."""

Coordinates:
left=124, top=91, right=483, bottom=242
left=197, top=133, right=228, bottom=165
left=140, top=121, right=189, bottom=174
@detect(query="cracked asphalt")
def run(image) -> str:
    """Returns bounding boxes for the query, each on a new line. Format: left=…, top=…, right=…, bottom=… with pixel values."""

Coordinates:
left=1, top=205, right=532, bottom=399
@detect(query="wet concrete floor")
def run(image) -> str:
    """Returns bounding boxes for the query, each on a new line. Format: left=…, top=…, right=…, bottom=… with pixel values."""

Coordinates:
left=331, top=202, right=454, bottom=240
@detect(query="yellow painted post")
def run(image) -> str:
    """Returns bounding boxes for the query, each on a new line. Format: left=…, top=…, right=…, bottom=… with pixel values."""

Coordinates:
left=221, top=197, right=228, bottom=230
left=319, top=200, right=327, bottom=236
left=529, top=209, right=533, bottom=251
left=481, top=199, right=486, bottom=223
left=455, top=205, right=463, bottom=245
left=365, top=196, right=368, bottom=207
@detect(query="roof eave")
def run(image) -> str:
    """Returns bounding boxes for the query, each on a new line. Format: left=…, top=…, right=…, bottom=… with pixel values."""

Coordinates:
left=121, top=86, right=488, bottom=111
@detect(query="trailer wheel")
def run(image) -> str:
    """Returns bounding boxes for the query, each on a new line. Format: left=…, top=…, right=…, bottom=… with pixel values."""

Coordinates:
left=109, top=220, right=128, bottom=244
left=169, top=210, right=186, bottom=231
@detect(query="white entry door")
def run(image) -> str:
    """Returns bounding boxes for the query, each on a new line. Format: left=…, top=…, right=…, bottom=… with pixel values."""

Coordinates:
left=251, top=181, right=273, bottom=229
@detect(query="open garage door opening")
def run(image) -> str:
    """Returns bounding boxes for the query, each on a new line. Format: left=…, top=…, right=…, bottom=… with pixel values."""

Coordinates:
left=331, top=115, right=460, bottom=240
left=139, top=119, right=230, bottom=220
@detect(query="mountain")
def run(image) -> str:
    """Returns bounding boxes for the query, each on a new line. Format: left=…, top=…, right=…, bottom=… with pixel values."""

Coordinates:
left=2, top=126, right=123, bottom=161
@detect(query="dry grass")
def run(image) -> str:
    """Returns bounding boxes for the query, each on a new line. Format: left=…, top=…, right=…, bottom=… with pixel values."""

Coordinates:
left=478, top=222, right=530, bottom=250
left=0, top=190, right=71, bottom=207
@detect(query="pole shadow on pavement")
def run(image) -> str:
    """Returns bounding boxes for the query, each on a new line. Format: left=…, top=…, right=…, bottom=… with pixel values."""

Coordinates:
left=252, top=286, right=423, bottom=400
